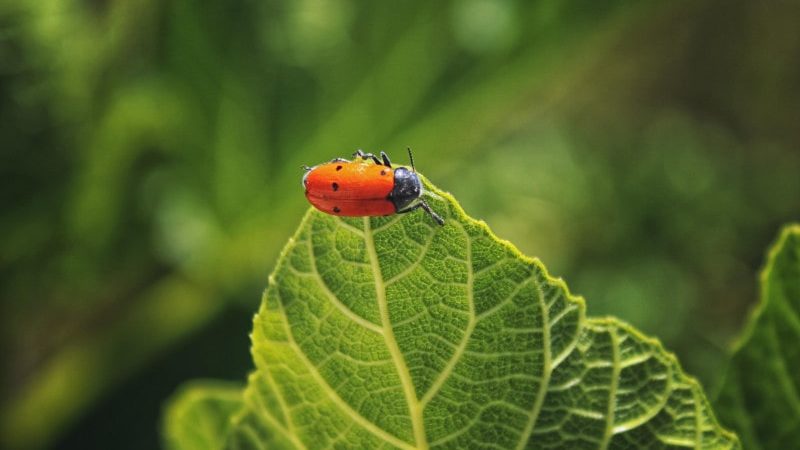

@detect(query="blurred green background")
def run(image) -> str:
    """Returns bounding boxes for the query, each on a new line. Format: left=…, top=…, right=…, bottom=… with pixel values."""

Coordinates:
left=1, top=0, right=799, bottom=448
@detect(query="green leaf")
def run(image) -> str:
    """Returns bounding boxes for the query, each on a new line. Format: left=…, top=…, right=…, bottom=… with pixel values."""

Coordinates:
left=167, top=180, right=739, bottom=449
left=163, top=381, right=243, bottom=450
left=715, top=225, right=800, bottom=450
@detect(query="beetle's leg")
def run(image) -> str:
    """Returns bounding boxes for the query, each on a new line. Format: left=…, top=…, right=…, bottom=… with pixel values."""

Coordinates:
left=353, top=149, right=383, bottom=165
left=363, top=154, right=382, bottom=164
left=380, top=151, right=392, bottom=167
left=419, top=200, right=445, bottom=226
left=328, top=157, right=349, bottom=163
left=302, top=165, right=312, bottom=171
left=397, top=200, right=445, bottom=226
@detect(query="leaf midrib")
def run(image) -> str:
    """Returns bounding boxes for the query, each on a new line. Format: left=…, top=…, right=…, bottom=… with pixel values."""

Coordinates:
left=364, top=217, right=428, bottom=449
left=267, top=271, right=415, bottom=450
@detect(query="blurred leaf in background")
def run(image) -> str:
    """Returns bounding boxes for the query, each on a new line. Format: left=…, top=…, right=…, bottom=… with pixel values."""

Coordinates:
left=0, top=0, right=798, bottom=449
left=714, top=225, right=800, bottom=449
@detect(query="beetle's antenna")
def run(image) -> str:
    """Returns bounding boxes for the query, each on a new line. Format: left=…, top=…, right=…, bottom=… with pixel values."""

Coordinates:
left=407, top=147, right=416, bottom=172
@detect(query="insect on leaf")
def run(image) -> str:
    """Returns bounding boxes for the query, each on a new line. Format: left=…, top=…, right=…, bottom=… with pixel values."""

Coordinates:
left=165, top=179, right=739, bottom=449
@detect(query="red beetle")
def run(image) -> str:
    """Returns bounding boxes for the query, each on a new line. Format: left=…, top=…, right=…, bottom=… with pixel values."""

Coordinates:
left=302, top=149, right=444, bottom=226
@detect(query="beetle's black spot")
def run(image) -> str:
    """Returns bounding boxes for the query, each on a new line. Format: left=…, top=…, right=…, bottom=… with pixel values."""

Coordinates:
left=336, top=165, right=343, bottom=171
left=332, top=182, right=339, bottom=191
left=333, top=206, right=341, bottom=213
left=380, top=169, right=387, bottom=176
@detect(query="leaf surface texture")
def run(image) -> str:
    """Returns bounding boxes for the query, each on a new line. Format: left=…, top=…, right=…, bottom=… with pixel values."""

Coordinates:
left=166, top=181, right=739, bottom=450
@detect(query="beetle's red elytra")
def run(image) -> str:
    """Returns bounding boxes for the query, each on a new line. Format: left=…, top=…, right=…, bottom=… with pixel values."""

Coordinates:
left=302, top=149, right=445, bottom=226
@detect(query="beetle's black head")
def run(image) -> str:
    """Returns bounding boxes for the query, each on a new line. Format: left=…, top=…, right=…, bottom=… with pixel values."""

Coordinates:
left=389, top=167, right=422, bottom=211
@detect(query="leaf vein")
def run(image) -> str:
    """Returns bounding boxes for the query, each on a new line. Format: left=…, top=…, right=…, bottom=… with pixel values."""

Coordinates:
left=514, top=273, right=551, bottom=450
left=475, top=280, right=530, bottom=320
left=271, top=281, right=415, bottom=450
left=304, top=239, right=384, bottom=335
left=420, top=222, right=475, bottom=407
left=385, top=229, right=437, bottom=285
left=599, top=327, right=620, bottom=450
left=251, top=375, right=307, bottom=450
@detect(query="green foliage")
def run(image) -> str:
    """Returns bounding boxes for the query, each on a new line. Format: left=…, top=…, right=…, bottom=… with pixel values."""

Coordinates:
left=715, top=225, right=800, bottom=449
left=164, top=381, right=243, bottom=450
left=165, top=182, right=739, bottom=449
left=4, top=0, right=800, bottom=448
